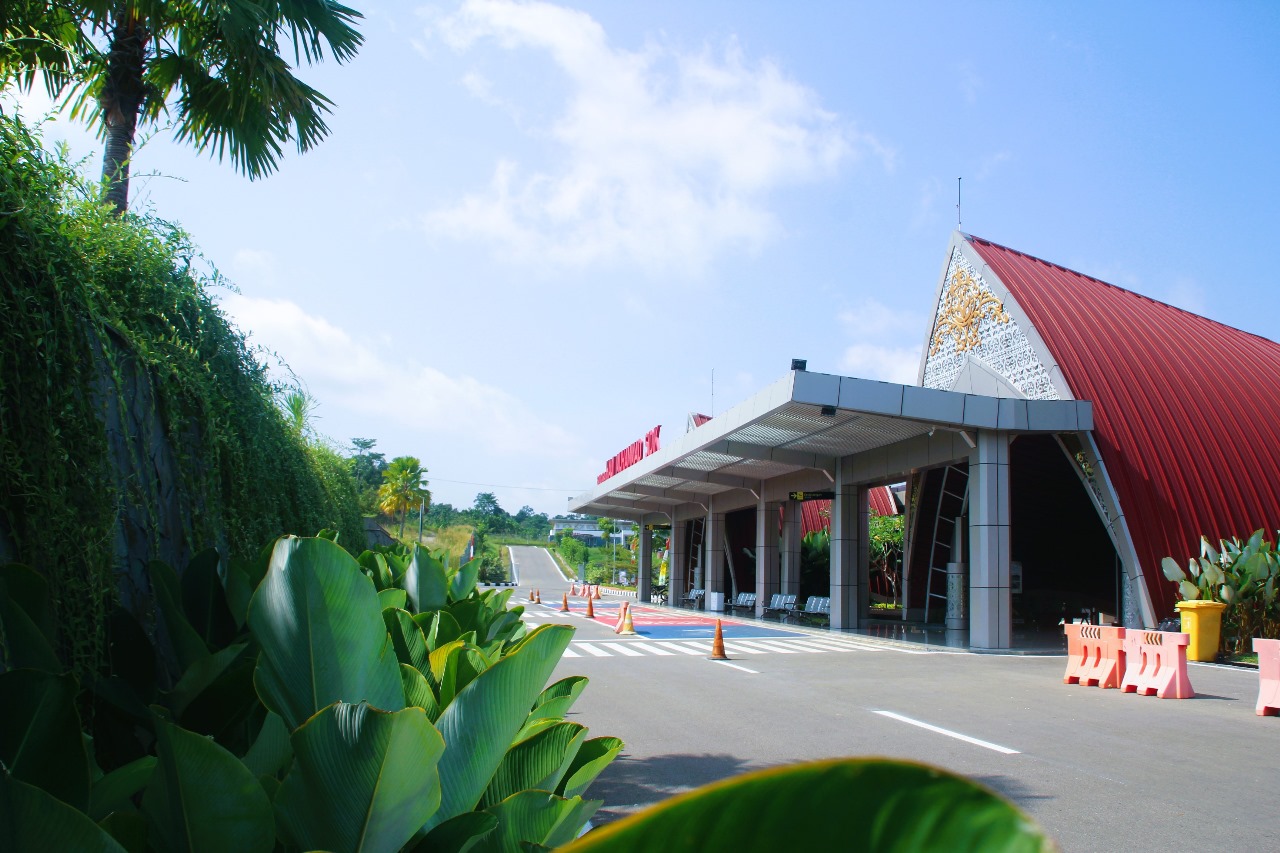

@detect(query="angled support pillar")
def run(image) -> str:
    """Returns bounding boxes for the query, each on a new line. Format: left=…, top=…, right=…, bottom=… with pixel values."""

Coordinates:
left=969, top=431, right=1012, bottom=649
left=831, top=471, right=869, bottom=631
left=638, top=524, right=653, bottom=602
left=781, top=500, right=802, bottom=597
left=755, top=499, right=781, bottom=617
left=705, top=512, right=726, bottom=609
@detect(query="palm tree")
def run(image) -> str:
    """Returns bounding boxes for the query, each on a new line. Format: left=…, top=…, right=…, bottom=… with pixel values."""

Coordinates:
left=378, top=456, right=429, bottom=540
left=0, top=2, right=363, bottom=213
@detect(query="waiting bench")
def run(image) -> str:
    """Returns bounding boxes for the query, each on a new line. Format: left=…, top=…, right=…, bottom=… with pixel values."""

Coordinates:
left=762, top=593, right=796, bottom=621
left=787, top=596, right=831, bottom=625
left=681, top=588, right=705, bottom=609
left=724, top=592, right=757, bottom=615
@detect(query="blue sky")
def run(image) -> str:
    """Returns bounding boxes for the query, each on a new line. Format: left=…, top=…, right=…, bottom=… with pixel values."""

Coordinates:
left=7, top=1, right=1278, bottom=516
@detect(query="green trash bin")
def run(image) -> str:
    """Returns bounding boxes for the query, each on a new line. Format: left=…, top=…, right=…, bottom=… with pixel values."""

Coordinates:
left=1174, top=600, right=1227, bottom=661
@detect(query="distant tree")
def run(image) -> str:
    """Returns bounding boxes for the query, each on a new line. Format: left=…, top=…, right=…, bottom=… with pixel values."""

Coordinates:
left=597, top=516, right=617, bottom=545
left=378, top=456, right=429, bottom=538
left=280, top=389, right=317, bottom=439
left=0, top=2, right=364, bottom=213
left=472, top=492, right=503, bottom=518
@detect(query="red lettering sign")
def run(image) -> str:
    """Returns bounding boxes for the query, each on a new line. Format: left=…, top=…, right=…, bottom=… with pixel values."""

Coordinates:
left=596, top=425, right=662, bottom=484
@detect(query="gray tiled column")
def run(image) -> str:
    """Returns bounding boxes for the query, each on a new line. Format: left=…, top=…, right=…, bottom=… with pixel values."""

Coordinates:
left=705, top=512, right=726, bottom=604
left=969, top=431, right=1012, bottom=649
left=831, top=475, right=869, bottom=630
left=637, top=525, right=653, bottom=602
left=755, top=499, right=781, bottom=616
left=781, top=500, right=801, bottom=596
left=669, top=520, right=688, bottom=605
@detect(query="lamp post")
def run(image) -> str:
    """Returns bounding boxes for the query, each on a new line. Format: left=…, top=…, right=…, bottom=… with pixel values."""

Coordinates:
left=417, top=495, right=425, bottom=544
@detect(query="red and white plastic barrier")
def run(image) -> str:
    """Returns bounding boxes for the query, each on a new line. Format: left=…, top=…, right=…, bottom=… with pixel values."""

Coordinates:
left=1121, top=630, right=1194, bottom=699
left=1254, top=638, right=1280, bottom=716
left=1063, top=624, right=1126, bottom=689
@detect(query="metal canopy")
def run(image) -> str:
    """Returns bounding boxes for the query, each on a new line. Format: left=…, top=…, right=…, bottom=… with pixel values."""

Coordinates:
left=568, top=369, right=1093, bottom=520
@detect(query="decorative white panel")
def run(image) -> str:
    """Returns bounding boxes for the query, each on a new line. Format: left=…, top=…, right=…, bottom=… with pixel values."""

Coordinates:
left=922, top=248, right=1060, bottom=400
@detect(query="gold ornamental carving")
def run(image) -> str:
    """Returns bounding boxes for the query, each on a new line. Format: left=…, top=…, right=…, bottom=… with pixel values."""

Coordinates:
left=929, top=266, right=1011, bottom=356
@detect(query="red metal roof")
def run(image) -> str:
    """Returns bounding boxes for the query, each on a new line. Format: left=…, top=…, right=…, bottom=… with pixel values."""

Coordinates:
left=801, top=486, right=898, bottom=536
left=967, top=235, right=1280, bottom=617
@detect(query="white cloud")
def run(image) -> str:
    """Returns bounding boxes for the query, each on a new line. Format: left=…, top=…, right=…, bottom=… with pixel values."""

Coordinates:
left=216, top=291, right=579, bottom=460
left=425, top=0, right=885, bottom=274
left=837, top=300, right=924, bottom=384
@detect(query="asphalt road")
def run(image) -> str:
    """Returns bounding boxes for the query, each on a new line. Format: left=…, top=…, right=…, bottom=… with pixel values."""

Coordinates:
left=506, top=548, right=1280, bottom=851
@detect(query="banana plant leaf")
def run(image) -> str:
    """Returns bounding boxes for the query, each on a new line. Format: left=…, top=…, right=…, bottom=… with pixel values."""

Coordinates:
left=167, top=643, right=250, bottom=718
left=275, top=702, right=446, bottom=853
left=385, top=609, right=431, bottom=672
left=0, top=669, right=90, bottom=809
left=0, top=581, right=61, bottom=673
left=410, top=811, right=498, bottom=853
left=450, top=559, right=481, bottom=602
left=141, top=717, right=274, bottom=853
left=106, top=607, right=158, bottom=702
left=416, top=610, right=464, bottom=647
left=242, top=712, right=292, bottom=778
left=181, top=548, right=235, bottom=650
left=475, top=791, right=599, bottom=853
left=424, top=624, right=575, bottom=832
left=249, top=536, right=404, bottom=730
left=429, top=640, right=466, bottom=707
left=401, top=664, right=442, bottom=721
left=379, top=588, right=408, bottom=611
left=405, top=545, right=450, bottom=613
left=98, top=811, right=147, bottom=853
left=450, top=599, right=484, bottom=635
left=171, top=646, right=261, bottom=753
left=149, top=560, right=211, bottom=674
left=558, top=737, right=624, bottom=800
left=0, top=563, right=55, bottom=647
left=562, top=758, right=1054, bottom=852
left=88, top=756, right=156, bottom=821
left=480, top=721, right=587, bottom=809
left=530, top=676, right=588, bottom=723
left=0, top=769, right=127, bottom=852
left=1160, top=557, right=1186, bottom=582
left=359, top=552, right=395, bottom=592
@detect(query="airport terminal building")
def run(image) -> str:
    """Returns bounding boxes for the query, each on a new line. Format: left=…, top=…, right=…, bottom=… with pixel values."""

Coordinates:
left=569, top=232, right=1280, bottom=649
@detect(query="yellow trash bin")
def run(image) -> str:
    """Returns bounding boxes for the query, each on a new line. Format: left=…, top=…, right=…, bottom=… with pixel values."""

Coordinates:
left=1175, top=600, right=1227, bottom=662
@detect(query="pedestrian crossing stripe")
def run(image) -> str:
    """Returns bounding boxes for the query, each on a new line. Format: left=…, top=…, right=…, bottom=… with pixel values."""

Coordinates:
left=557, top=635, right=915, bottom=658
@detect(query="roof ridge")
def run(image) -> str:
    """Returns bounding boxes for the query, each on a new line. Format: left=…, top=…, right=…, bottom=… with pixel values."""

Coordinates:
left=965, top=234, right=1278, bottom=347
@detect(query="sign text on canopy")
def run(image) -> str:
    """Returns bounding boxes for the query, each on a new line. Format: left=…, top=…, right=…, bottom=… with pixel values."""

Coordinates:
left=597, top=426, right=661, bottom=484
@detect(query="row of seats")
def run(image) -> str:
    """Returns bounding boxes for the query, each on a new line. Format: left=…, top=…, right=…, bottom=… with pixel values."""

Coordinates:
left=678, top=589, right=831, bottom=624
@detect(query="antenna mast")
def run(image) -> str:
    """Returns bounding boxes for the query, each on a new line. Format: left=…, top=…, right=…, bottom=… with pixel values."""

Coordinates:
left=957, top=177, right=962, bottom=228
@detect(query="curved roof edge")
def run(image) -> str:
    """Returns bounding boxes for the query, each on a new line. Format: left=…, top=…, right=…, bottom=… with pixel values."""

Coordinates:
left=966, top=234, right=1280, bottom=617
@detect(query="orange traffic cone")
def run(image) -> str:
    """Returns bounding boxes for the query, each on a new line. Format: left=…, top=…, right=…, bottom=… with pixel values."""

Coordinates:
left=560, top=593, right=570, bottom=613
left=533, top=589, right=541, bottom=604
left=613, top=601, right=629, bottom=633
left=593, top=585, right=601, bottom=599
left=618, top=604, right=637, bottom=636
left=709, top=619, right=728, bottom=660
left=585, top=595, right=595, bottom=619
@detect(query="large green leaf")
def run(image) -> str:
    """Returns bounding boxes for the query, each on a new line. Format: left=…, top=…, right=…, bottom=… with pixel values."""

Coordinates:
left=404, top=545, right=449, bottom=613
left=429, top=639, right=466, bottom=707
left=170, top=644, right=261, bottom=752
left=1160, top=557, right=1187, bottom=582
left=475, top=791, right=599, bottom=853
left=249, top=536, right=405, bottom=730
left=0, top=769, right=127, bottom=852
left=562, top=758, right=1053, bottom=852
left=411, top=811, right=497, bottom=853
left=424, top=624, right=575, bottom=831
left=379, top=588, right=408, bottom=611
left=416, top=610, right=463, bottom=647
left=450, top=559, right=481, bottom=602
left=88, top=756, right=156, bottom=820
left=530, top=676, right=588, bottom=723
left=275, top=702, right=446, bottom=853
left=400, top=664, right=441, bottom=722
left=385, top=609, right=431, bottom=672
left=181, top=548, right=235, bottom=650
left=149, top=560, right=211, bottom=673
left=141, top=717, right=274, bottom=853
left=0, top=669, right=90, bottom=809
left=481, top=721, right=586, bottom=809
left=241, top=712, right=292, bottom=778
left=0, top=580, right=61, bottom=673
left=559, top=736, right=624, bottom=800
left=359, top=551, right=395, bottom=592
left=0, top=563, right=55, bottom=647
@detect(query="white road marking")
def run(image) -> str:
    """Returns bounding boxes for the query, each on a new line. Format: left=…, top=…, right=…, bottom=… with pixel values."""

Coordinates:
left=561, top=648, right=582, bottom=658
left=741, top=639, right=810, bottom=653
left=873, top=710, right=1020, bottom=755
left=722, top=642, right=765, bottom=654
left=654, top=641, right=705, bottom=656
left=715, top=661, right=759, bottom=674
left=575, top=643, right=612, bottom=657
left=628, top=642, right=676, bottom=656
left=606, top=643, right=645, bottom=657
